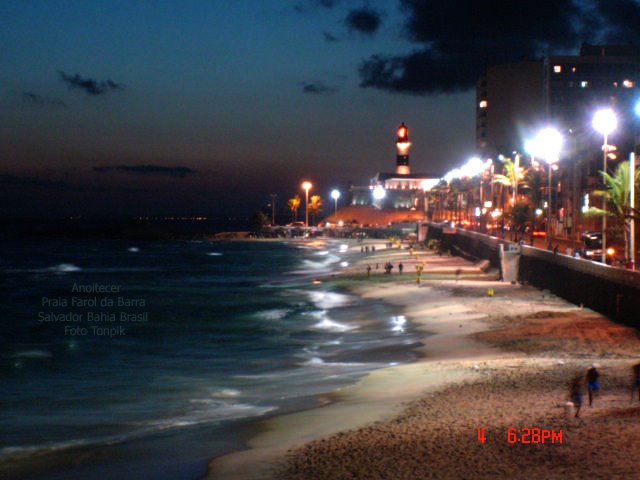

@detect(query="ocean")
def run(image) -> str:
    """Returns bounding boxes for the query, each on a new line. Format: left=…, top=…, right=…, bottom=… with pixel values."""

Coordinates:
left=0, top=238, right=422, bottom=479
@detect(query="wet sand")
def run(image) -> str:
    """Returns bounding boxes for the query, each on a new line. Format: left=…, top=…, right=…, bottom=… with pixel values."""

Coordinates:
left=207, top=240, right=640, bottom=480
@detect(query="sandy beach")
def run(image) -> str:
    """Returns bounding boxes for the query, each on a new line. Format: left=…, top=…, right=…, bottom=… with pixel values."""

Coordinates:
left=207, top=240, right=640, bottom=480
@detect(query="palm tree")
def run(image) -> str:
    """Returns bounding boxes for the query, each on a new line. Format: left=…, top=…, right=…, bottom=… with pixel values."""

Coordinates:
left=493, top=157, right=527, bottom=208
left=508, top=201, right=530, bottom=242
left=584, top=161, right=640, bottom=259
left=521, top=167, right=546, bottom=243
left=308, top=195, right=323, bottom=225
left=287, top=195, right=301, bottom=222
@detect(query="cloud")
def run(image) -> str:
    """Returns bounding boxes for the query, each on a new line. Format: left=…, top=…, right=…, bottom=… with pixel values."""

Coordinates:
left=345, top=6, right=382, bottom=35
left=22, top=92, right=66, bottom=107
left=295, top=0, right=340, bottom=11
left=358, top=0, right=640, bottom=95
left=58, top=71, right=125, bottom=96
left=323, top=31, right=338, bottom=42
left=0, top=174, right=69, bottom=189
left=93, top=165, right=197, bottom=177
left=300, top=81, right=338, bottom=95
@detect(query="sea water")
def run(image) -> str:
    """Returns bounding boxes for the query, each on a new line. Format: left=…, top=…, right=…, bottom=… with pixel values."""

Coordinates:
left=0, top=238, right=422, bottom=479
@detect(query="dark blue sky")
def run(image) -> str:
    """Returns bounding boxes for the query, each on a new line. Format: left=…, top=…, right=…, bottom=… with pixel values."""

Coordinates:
left=2, top=0, right=638, bottom=218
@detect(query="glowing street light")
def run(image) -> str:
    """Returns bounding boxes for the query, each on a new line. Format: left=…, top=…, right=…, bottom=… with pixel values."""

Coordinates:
left=531, top=127, right=563, bottom=249
left=302, top=181, right=312, bottom=227
left=372, top=185, right=386, bottom=200
left=330, top=189, right=340, bottom=217
left=592, top=108, right=617, bottom=263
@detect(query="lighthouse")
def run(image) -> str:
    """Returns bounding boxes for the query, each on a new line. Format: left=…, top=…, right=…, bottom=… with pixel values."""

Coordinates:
left=395, top=122, right=411, bottom=175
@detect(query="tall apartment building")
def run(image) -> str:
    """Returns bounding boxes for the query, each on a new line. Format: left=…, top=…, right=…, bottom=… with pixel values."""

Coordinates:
left=477, top=44, right=640, bottom=239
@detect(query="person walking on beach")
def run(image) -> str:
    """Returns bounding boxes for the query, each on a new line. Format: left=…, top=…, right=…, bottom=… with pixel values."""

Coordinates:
left=570, top=375, right=583, bottom=418
left=366, top=264, right=371, bottom=278
left=586, top=364, right=600, bottom=407
left=398, top=262, right=403, bottom=274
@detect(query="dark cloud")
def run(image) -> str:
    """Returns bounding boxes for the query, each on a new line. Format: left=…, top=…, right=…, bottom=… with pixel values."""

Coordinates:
left=294, top=0, right=340, bottom=13
left=93, top=165, right=197, bottom=177
left=345, top=7, right=381, bottom=35
left=58, top=71, right=125, bottom=96
left=0, top=174, right=69, bottom=189
left=358, top=0, right=640, bottom=95
left=323, top=31, right=338, bottom=42
left=22, top=92, right=66, bottom=107
left=300, top=81, right=338, bottom=95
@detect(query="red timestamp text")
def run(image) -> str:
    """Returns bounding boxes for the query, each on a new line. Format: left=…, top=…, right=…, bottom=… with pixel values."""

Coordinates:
left=507, top=427, right=563, bottom=444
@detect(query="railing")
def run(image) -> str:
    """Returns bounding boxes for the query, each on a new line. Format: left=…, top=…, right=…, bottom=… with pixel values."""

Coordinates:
left=426, top=223, right=640, bottom=326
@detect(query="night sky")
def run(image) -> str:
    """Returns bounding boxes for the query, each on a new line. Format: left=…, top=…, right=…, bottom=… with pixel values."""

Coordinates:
left=3, top=0, right=640, bottom=220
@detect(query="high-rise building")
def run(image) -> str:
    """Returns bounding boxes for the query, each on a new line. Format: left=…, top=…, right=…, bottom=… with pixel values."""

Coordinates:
left=476, top=44, right=640, bottom=239
left=476, top=60, right=544, bottom=158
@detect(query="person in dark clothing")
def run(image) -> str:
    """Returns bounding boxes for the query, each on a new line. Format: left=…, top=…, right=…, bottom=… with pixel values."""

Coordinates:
left=586, top=364, right=600, bottom=407
left=398, top=262, right=403, bottom=274
left=570, top=375, right=583, bottom=418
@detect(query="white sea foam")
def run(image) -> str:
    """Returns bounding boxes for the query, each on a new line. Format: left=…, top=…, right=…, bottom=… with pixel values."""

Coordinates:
left=256, top=309, right=290, bottom=320
left=303, top=356, right=325, bottom=366
left=127, top=247, right=140, bottom=252
left=391, top=315, right=407, bottom=333
left=206, top=252, right=223, bottom=256
left=146, top=401, right=275, bottom=432
left=308, top=291, right=351, bottom=309
left=313, top=317, right=354, bottom=332
left=314, top=250, right=330, bottom=256
left=48, top=263, right=81, bottom=273
left=211, top=388, right=242, bottom=397
left=11, top=350, right=52, bottom=359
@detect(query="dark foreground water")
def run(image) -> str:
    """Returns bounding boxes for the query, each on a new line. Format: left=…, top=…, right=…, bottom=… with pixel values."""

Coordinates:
left=0, top=239, right=422, bottom=479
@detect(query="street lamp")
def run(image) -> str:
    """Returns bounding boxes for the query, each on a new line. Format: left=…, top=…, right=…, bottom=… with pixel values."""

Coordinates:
left=269, top=193, right=277, bottom=225
left=592, top=108, right=617, bottom=263
left=531, top=127, right=563, bottom=249
left=302, top=181, right=312, bottom=227
left=330, top=189, right=340, bottom=218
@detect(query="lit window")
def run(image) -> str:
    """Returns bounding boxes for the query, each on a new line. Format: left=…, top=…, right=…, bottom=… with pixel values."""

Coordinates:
left=623, top=79, right=634, bottom=88
left=580, top=81, right=588, bottom=88
left=479, top=100, right=488, bottom=108
left=553, top=65, right=562, bottom=73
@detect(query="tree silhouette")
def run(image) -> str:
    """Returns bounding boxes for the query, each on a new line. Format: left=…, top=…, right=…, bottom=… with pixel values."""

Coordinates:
left=287, top=195, right=301, bottom=222
left=585, top=161, right=640, bottom=260
left=309, top=195, right=323, bottom=225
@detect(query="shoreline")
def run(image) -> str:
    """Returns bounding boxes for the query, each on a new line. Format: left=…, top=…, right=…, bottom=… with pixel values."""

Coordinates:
left=205, top=242, right=508, bottom=479
left=206, top=240, right=640, bottom=479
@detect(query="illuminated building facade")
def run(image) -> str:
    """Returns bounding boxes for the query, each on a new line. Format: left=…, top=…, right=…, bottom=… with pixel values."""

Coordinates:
left=350, top=123, right=441, bottom=214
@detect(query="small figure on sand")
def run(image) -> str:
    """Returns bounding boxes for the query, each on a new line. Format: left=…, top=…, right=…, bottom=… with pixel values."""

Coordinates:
left=398, top=262, right=403, bottom=274
left=570, top=375, right=583, bottom=418
left=586, top=364, right=600, bottom=407
left=632, top=362, right=640, bottom=401
left=384, top=262, right=394, bottom=274
left=455, top=267, right=462, bottom=281
left=366, top=264, right=371, bottom=277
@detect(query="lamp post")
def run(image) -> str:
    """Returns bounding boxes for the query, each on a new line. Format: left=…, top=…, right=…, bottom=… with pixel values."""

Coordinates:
left=532, top=127, right=563, bottom=250
left=592, top=108, right=617, bottom=264
left=330, top=189, right=340, bottom=218
left=302, top=181, right=312, bottom=228
left=269, top=193, right=277, bottom=225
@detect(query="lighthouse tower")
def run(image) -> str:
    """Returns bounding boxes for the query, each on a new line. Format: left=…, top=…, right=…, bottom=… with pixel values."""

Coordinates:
left=395, top=122, right=411, bottom=175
